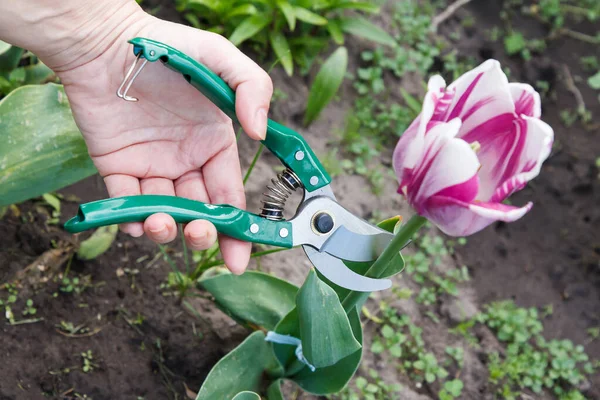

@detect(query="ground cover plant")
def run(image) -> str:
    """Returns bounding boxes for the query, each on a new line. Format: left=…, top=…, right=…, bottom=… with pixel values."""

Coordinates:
left=1, top=0, right=599, bottom=399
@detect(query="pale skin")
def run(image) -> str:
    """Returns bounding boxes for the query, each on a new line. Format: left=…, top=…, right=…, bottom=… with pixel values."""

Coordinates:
left=0, top=0, right=275, bottom=274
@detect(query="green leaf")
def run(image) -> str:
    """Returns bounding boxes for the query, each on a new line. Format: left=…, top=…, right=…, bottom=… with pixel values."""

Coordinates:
left=276, top=0, right=296, bottom=30
left=199, top=271, right=298, bottom=330
left=0, top=84, right=97, bottom=207
left=332, top=1, right=380, bottom=12
left=229, top=14, right=272, bottom=46
left=587, top=70, right=600, bottom=90
left=225, top=5, right=258, bottom=19
left=339, top=17, right=396, bottom=47
left=504, top=32, right=526, bottom=55
left=196, top=331, right=273, bottom=400
left=400, top=88, right=423, bottom=114
left=23, top=62, right=55, bottom=85
left=293, top=6, right=328, bottom=26
left=327, top=19, right=345, bottom=45
left=42, top=193, right=61, bottom=214
left=296, top=270, right=361, bottom=368
left=272, top=307, right=363, bottom=395
left=269, top=31, right=293, bottom=76
left=304, top=46, right=348, bottom=125
left=231, top=392, right=261, bottom=400
left=0, top=40, right=11, bottom=56
left=187, top=0, right=219, bottom=11
left=266, top=380, right=284, bottom=400
left=77, top=225, right=119, bottom=260
left=0, top=46, right=24, bottom=74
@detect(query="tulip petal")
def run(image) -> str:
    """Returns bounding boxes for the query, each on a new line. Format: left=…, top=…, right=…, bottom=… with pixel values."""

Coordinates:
left=444, top=60, right=514, bottom=137
left=423, top=195, right=533, bottom=236
left=414, top=120, right=480, bottom=203
left=393, top=76, right=446, bottom=181
left=490, top=116, right=553, bottom=202
left=510, top=83, right=541, bottom=118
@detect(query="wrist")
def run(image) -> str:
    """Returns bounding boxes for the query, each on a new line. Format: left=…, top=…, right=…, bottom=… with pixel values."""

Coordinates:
left=0, top=0, right=150, bottom=72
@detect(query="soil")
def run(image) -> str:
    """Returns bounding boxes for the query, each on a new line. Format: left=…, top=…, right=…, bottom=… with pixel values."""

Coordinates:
left=1, top=1, right=599, bottom=400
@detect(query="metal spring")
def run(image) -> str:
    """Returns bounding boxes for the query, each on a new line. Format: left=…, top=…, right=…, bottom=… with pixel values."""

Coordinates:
left=259, top=168, right=303, bottom=220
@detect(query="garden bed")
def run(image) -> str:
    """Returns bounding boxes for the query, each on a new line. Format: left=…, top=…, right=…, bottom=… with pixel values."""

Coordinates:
left=0, top=1, right=598, bottom=399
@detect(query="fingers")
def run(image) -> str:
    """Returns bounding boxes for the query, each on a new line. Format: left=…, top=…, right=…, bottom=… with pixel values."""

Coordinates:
left=104, top=174, right=143, bottom=237
left=174, top=171, right=218, bottom=251
left=203, top=143, right=251, bottom=274
left=190, top=32, right=273, bottom=140
left=146, top=22, right=273, bottom=140
left=140, top=177, right=177, bottom=243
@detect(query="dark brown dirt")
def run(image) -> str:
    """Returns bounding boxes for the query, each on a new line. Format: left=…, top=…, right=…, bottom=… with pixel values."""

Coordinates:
left=0, top=179, right=236, bottom=399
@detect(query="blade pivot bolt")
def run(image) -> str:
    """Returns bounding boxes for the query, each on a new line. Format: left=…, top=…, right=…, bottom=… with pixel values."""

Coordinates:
left=313, top=212, right=334, bottom=234
left=279, top=228, right=289, bottom=238
left=310, top=176, right=319, bottom=186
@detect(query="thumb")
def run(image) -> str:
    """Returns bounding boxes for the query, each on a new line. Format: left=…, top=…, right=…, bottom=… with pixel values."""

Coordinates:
left=144, top=19, right=273, bottom=140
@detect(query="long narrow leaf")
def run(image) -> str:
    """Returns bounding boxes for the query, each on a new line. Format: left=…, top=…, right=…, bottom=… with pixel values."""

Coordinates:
left=304, top=46, right=348, bottom=125
left=0, top=84, right=96, bottom=207
left=276, top=0, right=296, bottom=30
left=293, top=6, right=328, bottom=26
left=225, top=4, right=258, bottom=19
left=326, top=19, right=345, bottom=45
left=229, top=14, right=272, bottom=46
left=269, top=31, right=293, bottom=76
left=339, top=17, right=396, bottom=47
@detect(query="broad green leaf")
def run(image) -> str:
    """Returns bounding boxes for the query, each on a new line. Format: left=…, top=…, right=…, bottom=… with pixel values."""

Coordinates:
left=339, top=17, right=396, bottom=47
left=327, top=19, right=345, bottom=45
left=77, top=225, right=119, bottom=260
left=588, top=70, right=600, bottom=90
left=297, top=270, right=361, bottom=368
left=225, top=4, right=258, bottom=19
left=272, top=307, right=363, bottom=395
left=196, top=331, right=274, bottom=400
left=22, top=62, right=55, bottom=85
left=0, top=46, right=24, bottom=74
left=400, top=88, right=423, bottom=114
left=0, top=84, right=97, bottom=207
left=293, top=6, right=328, bottom=26
left=232, top=392, right=261, bottom=400
left=199, top=271, right=298, bottom=330
left=276, top=0, right=296, bottom=30
left=229, top=14, right=272, bottom=46
left=304, top=46, right=347, bottom=125
left=0, top=41, right=10, bottom=56
left=266, top=380, right=284, bottom=400
left=269, top=31, right=293, bottom=76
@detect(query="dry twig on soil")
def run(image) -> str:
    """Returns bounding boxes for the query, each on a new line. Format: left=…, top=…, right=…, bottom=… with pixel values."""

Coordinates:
left=432, top=0, right=474, bottom=31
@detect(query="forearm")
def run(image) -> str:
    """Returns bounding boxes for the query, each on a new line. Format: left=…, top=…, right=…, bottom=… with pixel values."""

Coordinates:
left=0, top=0, right=147, bottom=72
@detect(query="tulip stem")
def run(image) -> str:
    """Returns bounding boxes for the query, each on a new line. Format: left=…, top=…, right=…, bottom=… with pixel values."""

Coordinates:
left=341, top=214, right=427, bottom=314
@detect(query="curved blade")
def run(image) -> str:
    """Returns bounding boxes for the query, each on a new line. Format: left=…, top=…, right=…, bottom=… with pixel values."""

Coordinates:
left=303, top=246, right=392, bottom=292
left=321, top=226, right=393, bottom=262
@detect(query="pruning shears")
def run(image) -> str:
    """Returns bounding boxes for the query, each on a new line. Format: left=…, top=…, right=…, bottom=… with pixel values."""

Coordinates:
left=64, top=37, right=395, bottom=292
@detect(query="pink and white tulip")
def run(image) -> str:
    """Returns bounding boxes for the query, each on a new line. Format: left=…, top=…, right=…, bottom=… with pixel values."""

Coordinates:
left=393, top=60, right=554, bottom=236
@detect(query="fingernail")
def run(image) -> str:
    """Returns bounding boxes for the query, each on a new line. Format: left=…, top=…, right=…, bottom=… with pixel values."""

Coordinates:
left=254, top=108, right=268, bottom=140
left=149, top=224, right=168, bottom=241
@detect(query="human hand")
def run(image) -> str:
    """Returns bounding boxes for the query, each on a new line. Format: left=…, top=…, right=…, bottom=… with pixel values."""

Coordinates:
left=2, top=2, right=273, bottom=273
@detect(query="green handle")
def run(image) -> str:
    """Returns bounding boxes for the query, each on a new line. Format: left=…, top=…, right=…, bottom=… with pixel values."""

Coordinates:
left=64, top=195, right=293, bottom=248
left=129, top=37, right=331, bottom=191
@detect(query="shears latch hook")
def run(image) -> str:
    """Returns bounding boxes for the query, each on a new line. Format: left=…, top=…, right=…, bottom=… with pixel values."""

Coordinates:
left=116, top=51, right=149, bottom=102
